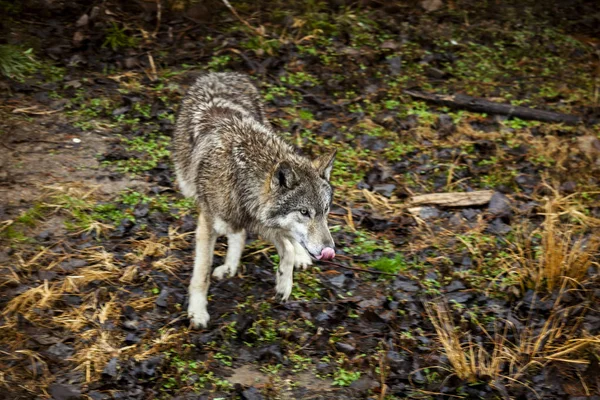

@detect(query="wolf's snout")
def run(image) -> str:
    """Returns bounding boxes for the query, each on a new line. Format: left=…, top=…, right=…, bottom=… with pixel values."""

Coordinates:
left=315, top=247, right=335, bottom=261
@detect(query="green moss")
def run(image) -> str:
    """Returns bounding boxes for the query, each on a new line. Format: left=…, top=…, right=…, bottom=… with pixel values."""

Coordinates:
left=369, top=254, right=408, bottom=274
left=106, top=133, right=171, bottom=175
left=15, top=203, right=48, bottom=227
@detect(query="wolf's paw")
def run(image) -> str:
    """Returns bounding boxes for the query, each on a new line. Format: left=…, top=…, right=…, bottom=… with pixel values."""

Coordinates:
left=294, top=251, right=313, bottom=270
left=188, top=305, right=209, bottom=329
left=275, top=278, right=293, bottom=302
left=212, top=264, right=236, bottom=280
left=188, top=290, right=209, bottom=329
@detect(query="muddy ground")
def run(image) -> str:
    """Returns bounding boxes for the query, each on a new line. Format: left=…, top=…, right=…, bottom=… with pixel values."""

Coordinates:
left=1, top=1, right=599, bottom=399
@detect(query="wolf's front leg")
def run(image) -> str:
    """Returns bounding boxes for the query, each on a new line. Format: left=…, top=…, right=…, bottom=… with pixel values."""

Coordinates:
left=293, top=240, right=312, bottom=270
left=213, top=229, right=246, bottom=279
left=188, top=211, right=217, bottom=329
left=273, top=237, right=295, bottom=301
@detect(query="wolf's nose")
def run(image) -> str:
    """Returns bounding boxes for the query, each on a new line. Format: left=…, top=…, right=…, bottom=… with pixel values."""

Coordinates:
left=316, top=247, right=335, bottom=261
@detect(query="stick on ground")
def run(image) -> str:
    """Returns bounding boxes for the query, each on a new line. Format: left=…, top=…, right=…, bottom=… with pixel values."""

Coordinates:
left=405, top=90, right=583, bottom=125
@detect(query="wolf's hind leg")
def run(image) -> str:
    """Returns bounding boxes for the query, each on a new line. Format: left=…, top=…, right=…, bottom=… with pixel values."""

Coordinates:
left=272, top=237, right=295, bottom=301
left=213, top=229, right=246, bottom=279
left=293, top=240, right=312, bottom=270
left=188, top=211, right=216, bottom=329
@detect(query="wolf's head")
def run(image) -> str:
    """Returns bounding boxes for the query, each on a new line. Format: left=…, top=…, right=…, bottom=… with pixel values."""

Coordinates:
left=265, top=150, right=336, bottom=260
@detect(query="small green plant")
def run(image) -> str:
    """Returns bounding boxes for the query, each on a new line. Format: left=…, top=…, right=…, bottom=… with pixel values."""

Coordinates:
left=343, top=229, right=394, bottom=256
left=369, top=254, right=407, bottom=274
left=0, top=45, right=39, bottom=80
left=207, top=55, right=232, bottom=71
left=332, top=368, right=361, bottom=386
left=214, top=352, right=233, bottom=367
left=289, top=353, right=312, bottom=373
left=291, top=269, right=322, bottom=300
left=106, top=133, right=171, bottom=175
left=103, top=23, right=139, bottom=51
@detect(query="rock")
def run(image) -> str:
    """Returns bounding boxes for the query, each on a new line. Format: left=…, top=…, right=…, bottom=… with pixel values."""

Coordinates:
left=447, top=291, right=474, bottom=304
left=488, top=192, right=511, bottom=217
left=385, top=351, right=405, bottom=369
left=75, top=14, right=88, bottom=27
left=241, top=387, right=264, bottom=400
left=38, top=270, right=57, bottom=281
left=257, top=344, right=283, bottom=363
left=316, top=362, right=332, bottom=374
left=387, top=56, right=402, bottom=75
left=87, top=391, right=109, bottom=400
left=315, top=311, right=331, bottom=322
left=125, top=332, right=141, bottom=344
left=427, top=67, right=447, bottom=79
left=393, top=278, right=419, bottom=292
left=26, top=360, right=46, bottom=375
left=421, top=0, right=443, bottom=12
left=357, top=297, right=386, bottom=309
left=328, top=274, right=346, bottom=288
left=335, top=342, right=356, bottom=354
left=448, top=213, right=463, bottom=227
left=487, top=218, right=511, bottom=235
left=419, top=206, right=440, bottom=220
left=103, top=357, right=119, bottom=378
left=436, top=114, right=455, bottom=136
left=461, top=209, right=480, bottom=221
left=576, top=135, right=600, bottom=161
left=124, top=57, right=139, bottom=69
left=349, top=375, right=379, bottom=392
left=112, top=106, right=130, bottom=116
left=444, top=280, right=466, bottom=292
left=372, top=183, right=396, bottom=198
left=560, top=181, right=577, bottom=194
left=49, top=384, right=81, bottom=400
left=46, top=342, right=74, bottom=359
left=140, top=356, right=162, bottom=377
left=155, top=288, right=169, bottom=307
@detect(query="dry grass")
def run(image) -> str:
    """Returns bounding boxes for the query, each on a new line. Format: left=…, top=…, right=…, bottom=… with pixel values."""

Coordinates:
left=498, top=190, right=599, bottom=293
left=2, top=281, right=62, bottom=316
left=424, top=302, right=505, bottom=384
left=426, top=297, right=599, bottom=395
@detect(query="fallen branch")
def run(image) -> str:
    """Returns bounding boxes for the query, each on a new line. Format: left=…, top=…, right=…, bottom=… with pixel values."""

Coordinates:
left=221, top=0, right=264, bottom=37
left=410, top=190, right=494, bottom=207
left=404, top=90, right=583, bottom=125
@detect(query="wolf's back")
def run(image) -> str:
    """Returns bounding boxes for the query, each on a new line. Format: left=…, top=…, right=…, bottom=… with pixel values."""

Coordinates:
left=172, top=72, right=269, bottom=200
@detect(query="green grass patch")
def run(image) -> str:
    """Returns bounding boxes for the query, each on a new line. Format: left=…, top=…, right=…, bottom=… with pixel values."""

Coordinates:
left=0, top=45, right=39, bottom=80
left=369, top=254, right=408, bottom=274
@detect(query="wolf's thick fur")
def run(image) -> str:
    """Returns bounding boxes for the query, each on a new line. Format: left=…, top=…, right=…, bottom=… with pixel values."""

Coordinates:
left=172, top=72, right=336, bottom=328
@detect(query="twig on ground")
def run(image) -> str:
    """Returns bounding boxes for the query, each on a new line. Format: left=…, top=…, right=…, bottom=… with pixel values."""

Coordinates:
left=147, top=53, right=158, bottom=81
left=404, top=90, right=584, bottom=125
left=221, top=0, right=264, bottom=37
left=12, top=106, right=64, bottom=115
left=152, top=0, right=162, bottom=38
left=410, top=190, right=494, bottom=207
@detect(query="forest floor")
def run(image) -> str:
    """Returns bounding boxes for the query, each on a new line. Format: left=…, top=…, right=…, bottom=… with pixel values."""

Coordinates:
left=0, top=1, right=599, bottom=399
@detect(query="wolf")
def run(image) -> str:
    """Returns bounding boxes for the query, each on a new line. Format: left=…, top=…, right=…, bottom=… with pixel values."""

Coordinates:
left=172, top=72, right=336, bottom=328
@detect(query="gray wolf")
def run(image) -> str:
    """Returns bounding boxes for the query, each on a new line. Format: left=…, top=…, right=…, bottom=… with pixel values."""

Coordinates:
left=172, top=72, right=336, bottom=328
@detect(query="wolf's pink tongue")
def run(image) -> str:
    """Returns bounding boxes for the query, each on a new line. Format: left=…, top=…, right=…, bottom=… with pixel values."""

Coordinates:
left=319, top=247, right=335, bottom=261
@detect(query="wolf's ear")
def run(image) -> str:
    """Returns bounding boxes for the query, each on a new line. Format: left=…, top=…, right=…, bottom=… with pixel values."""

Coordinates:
left=271, top=161, right=298, bottom=190
left=312, top=149, right=336, bottom=181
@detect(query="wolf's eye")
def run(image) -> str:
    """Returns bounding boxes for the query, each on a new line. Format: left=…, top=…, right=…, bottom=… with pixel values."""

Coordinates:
left=299, top=208, right=309, bottom=216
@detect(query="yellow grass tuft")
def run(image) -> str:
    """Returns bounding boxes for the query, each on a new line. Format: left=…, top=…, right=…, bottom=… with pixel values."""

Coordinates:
left=498, top=191, right=599, bottom=293
left=2, top=281, right=61, bottom=317
left=152, top=255, right=183, bottom=276
left=426, top=294, right=600, bottom=393
left=424, top=302, right=504, bottom=384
